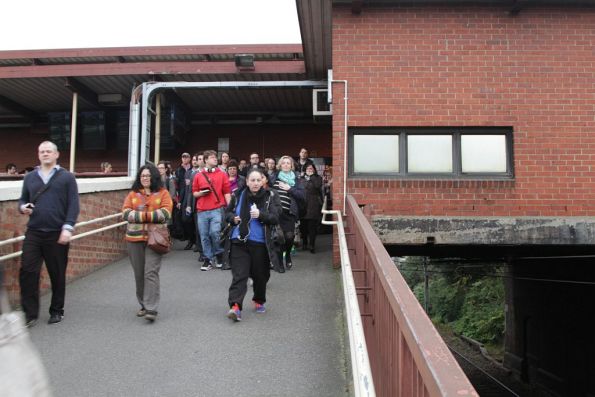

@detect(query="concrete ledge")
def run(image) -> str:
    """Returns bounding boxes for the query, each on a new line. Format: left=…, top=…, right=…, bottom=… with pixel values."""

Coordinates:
left=0, top=176, right=134, bottom=201
left=373, top=216, right=595, bottom=245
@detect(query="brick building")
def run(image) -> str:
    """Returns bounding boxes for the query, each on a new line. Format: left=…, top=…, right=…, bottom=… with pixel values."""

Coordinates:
left=306, top=1, right=594, bottom=395
left=1, top=1, right=594, bottom=394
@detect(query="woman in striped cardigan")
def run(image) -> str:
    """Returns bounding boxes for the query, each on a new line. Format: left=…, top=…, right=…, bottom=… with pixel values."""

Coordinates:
left=122, top=164, right=173, bottom=322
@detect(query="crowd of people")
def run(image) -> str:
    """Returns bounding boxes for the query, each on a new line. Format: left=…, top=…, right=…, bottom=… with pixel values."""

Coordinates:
left=127, top=148, right=331, bottom=322
left=3, top=163, right=34, bottom=176
left=15, top=141, right=332, bottom=328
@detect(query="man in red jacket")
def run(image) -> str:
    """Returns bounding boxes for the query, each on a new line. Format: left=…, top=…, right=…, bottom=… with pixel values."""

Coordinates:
left=192, top=150, right=231, bottom=270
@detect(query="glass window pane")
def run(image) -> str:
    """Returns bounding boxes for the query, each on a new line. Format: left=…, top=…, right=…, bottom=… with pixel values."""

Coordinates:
left=407, top=135, right=453, bottom=173
left=353, top=135, right=399, bottom=173
left=461, top=135, right=507, bottom=173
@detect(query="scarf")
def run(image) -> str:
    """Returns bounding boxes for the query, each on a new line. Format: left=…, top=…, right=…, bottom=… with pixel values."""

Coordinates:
left=239, top=188, right=267, bottom=240
left=277, top=170, right=296, bottom=187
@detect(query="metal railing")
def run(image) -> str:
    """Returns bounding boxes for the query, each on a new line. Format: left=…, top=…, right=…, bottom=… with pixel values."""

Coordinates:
left=0, top=213, right=126, bottom=263
left=322, top=197, right=376, bottom=397
left=343, top=195, right=477, bottom=397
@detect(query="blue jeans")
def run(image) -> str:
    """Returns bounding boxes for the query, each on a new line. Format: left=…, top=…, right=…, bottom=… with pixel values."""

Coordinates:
left=197, top=208, right=224, bottom=261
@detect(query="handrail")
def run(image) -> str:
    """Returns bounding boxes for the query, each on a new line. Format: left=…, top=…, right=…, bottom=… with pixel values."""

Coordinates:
left=321, top=197, right=376, bottom=397
left=0, top=213, right=126, bottom=263
left=345, top=195, right=477, bottom=396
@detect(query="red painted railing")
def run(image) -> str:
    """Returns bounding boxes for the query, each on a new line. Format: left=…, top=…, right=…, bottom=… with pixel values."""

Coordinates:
left=344, top=195, right=477, bottom=397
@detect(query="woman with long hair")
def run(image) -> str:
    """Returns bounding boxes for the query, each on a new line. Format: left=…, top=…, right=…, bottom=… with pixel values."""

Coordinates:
left=268, top=155, right=305, bottom=272
left=299, top=163, right=324, bottom=253
left=224, top=168, right=281, bottom=322
left=122, top=164, right=173, bottom=322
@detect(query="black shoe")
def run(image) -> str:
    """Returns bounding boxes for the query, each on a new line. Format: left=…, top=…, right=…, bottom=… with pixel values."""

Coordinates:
left=26, top=318, right=38, bottom=328
left=215, top=254, right=224, bottom=269
left=48, top=314, right=63, bottom=324
left=221, top=263, right=231, bottom=270
left=144, top=311, right=157, bottom=322
left=200, top=260, right=213, bottom=271
left=183, top=242, right=194, bottom=250
left=310, top=247, right=315, bottom=254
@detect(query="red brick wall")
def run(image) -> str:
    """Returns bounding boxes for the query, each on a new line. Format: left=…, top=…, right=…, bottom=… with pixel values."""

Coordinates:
left=161, top=124, right=331, bottom=163
left=0, top=190, right=128, bottom=304
left=0, top=124, right=331, bottom=174
left=332, top=6, right=595, bottom=217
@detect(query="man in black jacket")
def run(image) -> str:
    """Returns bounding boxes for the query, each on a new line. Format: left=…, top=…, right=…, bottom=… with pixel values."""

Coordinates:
left=296, top=147, right=314, bottom=178
left=18, top=141, right=80, bottom=327
left=175, top=152, right=193, bottom=245
left=240, top=152, right=266, bottom=177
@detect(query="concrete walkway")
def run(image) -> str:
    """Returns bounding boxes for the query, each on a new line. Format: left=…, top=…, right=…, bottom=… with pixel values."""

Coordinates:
left=28, top=234, right=349, bottom=397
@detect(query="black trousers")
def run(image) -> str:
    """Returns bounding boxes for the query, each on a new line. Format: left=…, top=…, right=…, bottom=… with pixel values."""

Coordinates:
left=19, top=229, right=69, bottom=320
left=182, top=214, right=195, bottom=243
left=228, top=241, right=270, bottom=310
left=299, top=218, right=320, bottom=249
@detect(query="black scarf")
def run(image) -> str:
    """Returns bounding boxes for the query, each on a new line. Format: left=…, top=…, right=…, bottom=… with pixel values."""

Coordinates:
left=239, top=188, right=267, bottom=240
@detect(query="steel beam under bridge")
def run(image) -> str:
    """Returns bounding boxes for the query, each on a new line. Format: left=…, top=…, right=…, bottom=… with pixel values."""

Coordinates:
left=128, top=80, right=328, bottom=176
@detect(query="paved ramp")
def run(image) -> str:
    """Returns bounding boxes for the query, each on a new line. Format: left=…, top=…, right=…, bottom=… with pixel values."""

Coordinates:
left=28, top=235, right=349, bottom=397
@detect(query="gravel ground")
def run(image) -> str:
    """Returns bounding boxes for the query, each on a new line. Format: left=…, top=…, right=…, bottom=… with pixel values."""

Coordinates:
left=438, top=326, right=538, bottom=397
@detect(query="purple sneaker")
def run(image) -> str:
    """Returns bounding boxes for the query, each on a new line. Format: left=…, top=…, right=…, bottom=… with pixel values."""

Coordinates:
left=254, top=302, right=266, bottom=314
left=227, top=304, right=242, bottom=322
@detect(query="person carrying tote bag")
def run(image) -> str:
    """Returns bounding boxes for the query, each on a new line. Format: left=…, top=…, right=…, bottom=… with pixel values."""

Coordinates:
left=122, top=164, right=173, bottom=322
left=0, top=268, right=53, bottom=397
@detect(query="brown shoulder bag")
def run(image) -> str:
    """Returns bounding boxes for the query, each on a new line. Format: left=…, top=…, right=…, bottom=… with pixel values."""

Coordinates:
left=147, top=224, right=171, bottom=254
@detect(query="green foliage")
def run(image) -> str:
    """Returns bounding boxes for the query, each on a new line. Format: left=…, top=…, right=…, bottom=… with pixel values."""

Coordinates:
left=453, top=279, right=505, bottom=343
left=395, top=257, right=505, bottom=345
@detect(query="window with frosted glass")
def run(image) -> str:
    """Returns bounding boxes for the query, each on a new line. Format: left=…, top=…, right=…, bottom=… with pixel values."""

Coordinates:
left=353, top=135, right=399, bottom=173
left=407, top=135, right=452, bottom=173
left=461, top=135, right=507, bottom=173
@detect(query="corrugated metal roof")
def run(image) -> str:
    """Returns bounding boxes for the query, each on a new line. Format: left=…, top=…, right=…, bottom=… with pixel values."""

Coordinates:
left=123, top=54, right=209, bottom=62
left=38, top=56, right=120, bottom=65
left=0, top=44, right=315, bottom=122
left=0, top=52, right=304, bottom=67
left=160, top=73, right=306, bottom=82
left=77, top=75, right=140, bottom=94
left=0, top=77, right=96, bottom=112
left=176, top=87, right=311, bottom=113
left=0, top=58, right=33, bottom=67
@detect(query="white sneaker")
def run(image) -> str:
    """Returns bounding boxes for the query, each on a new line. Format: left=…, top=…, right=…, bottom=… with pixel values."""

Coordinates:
left=200, top=260, right=213, bottom=271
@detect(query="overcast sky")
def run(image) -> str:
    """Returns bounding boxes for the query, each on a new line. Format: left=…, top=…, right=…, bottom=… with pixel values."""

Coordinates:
left=0, top=0, right=301, bottom=51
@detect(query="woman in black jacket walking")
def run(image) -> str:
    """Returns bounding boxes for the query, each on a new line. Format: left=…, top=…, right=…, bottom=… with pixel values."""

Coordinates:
left=299, top=163, right=324, bottom=253
left=268, top=155, right=305, bottom=272
left=223, top=169, right=282, bottom=322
